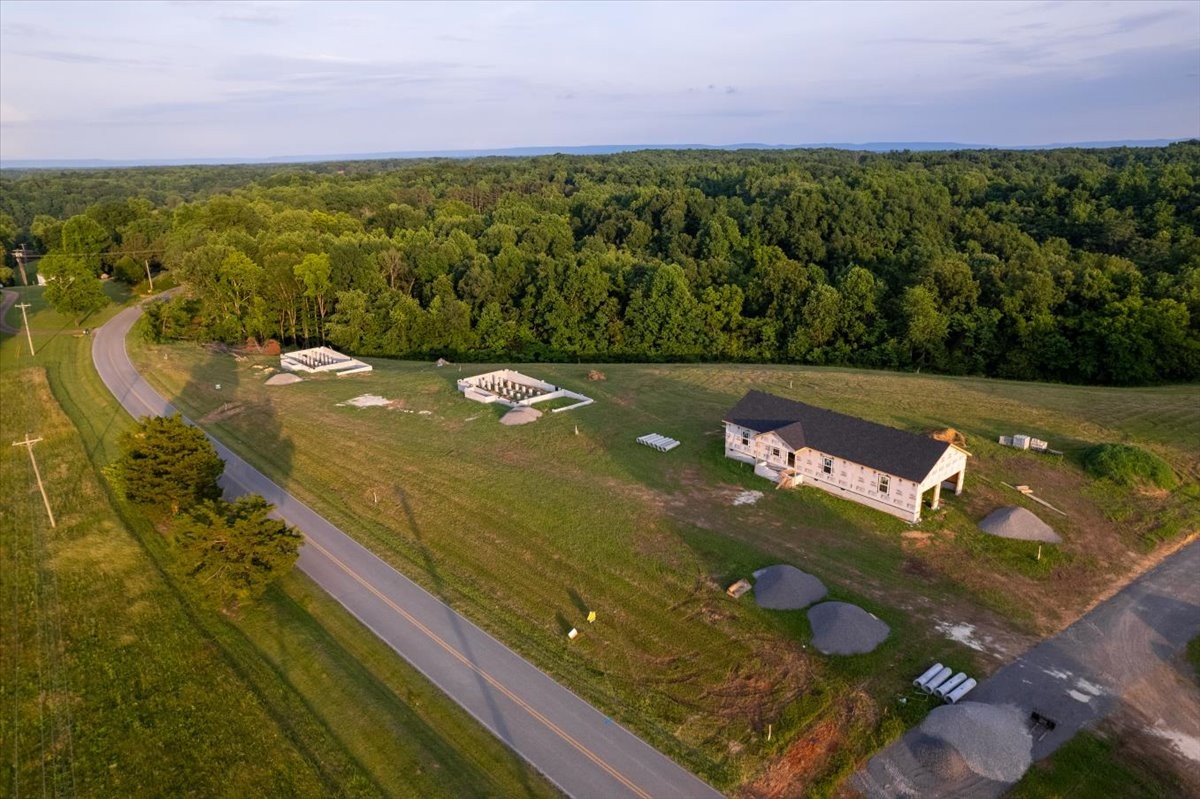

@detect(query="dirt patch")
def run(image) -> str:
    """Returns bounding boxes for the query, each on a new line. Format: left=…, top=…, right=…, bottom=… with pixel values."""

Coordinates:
left=739, top=691, right=878, bottom=799
left=1105, top=659, right=1200, bottom=791
left=701, top=636, right=813, bottom=733
left=338, top=394, right=393, bottom=408
left=733, top=490, right=765, bottom=506
left=901, top=531, right=933, bottom=549
left=200, top=402, right=246, bottom=423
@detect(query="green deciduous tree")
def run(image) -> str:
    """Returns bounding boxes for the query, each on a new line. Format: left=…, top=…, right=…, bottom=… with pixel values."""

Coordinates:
left=60, top=214, right=111, bottom=274
left=174, top=495, right=302, bottom=612
left=40, top=253, right=109, bottom=322
left=117, top=414, right=224, bottom=514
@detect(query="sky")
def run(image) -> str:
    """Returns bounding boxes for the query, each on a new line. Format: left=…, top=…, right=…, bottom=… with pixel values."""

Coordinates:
left=1, top=0, right=1198, bottom=161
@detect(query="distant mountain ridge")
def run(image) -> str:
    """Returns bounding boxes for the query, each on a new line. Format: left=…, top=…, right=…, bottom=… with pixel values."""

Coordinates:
left=0, top=139, right=1184, bottom=170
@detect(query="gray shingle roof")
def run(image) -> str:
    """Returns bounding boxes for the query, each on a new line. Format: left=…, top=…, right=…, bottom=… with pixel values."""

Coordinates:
left=724, top=390, right=951, bottom=483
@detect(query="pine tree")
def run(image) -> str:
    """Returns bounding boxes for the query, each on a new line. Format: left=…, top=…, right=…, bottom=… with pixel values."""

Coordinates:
left=174, top=495, right=302, bottom=612
left=117, top=414, right=224, bottom=513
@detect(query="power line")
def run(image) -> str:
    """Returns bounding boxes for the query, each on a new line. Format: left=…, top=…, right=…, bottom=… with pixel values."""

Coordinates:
left=19, top=249, right=163, bottom=260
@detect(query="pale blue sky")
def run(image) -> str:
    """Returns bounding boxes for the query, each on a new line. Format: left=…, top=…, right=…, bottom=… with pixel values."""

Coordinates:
left=1, top=0, right=1197, bottom=160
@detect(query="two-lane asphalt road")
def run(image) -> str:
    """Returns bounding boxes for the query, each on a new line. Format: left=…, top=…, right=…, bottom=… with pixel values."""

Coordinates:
left=93, top=300, right=724, bottom=799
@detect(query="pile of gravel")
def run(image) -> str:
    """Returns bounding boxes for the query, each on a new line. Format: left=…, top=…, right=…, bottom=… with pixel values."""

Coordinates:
left=265, top=373, right=302, bottom=386
left=499, top=406, right=542, bottom=426
left=979, top=506, right=1061, bottom=543
left=752, top=565, right=827, bottom=610
left=919, top=702, right=1033, bottom=783
left=807, top=601, right=889, bottom=655
left=908, top=733, right=973, bottom=781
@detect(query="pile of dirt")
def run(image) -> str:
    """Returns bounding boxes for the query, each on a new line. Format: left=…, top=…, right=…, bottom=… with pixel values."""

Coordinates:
left=979, top=506, right=1061, bottom=543
left=919, top=702, right=1033, bottom=783
left=752, top=565, right=827, bottom=610
left=500, top=406, right=542, bottom=426
left=265, top=373, right=302, bottom=386
left=807, top=601, right=890, bottom=655
left=587, top=369, right=607, bottom=381
left=929, top=427, right=968, bottom=448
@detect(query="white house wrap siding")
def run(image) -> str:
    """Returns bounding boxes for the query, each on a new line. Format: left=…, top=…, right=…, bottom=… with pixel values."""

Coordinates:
left=723, top=391, right=968, bottom=523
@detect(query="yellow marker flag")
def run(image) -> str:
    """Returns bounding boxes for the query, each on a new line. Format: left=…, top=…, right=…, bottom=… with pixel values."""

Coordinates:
left=586, top=611, right=597, bottom=623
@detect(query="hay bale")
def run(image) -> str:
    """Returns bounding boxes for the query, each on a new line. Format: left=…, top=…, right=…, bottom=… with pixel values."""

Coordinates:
left=979, top=506, right=1061, bottom=543
left=751, top=565, right=827, bottom=610
left=807, top=601, right=890, bottom=655
left=265, top=373, right=302, bottom=386
left=500, top=406, right=542, bottom=426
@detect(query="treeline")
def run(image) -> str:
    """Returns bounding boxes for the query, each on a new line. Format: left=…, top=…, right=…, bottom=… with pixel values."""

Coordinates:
left=4, top=144, right=1199, bottom=385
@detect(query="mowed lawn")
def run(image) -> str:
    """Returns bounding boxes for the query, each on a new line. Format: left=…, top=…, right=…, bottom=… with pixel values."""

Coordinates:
left=127, top=336, right=1200, bottom=792
left=1, top=288, right=559, bottom=799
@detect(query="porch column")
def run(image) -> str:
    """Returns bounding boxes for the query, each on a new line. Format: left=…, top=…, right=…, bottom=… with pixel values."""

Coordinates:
left=955, top=469, right=965, bottom=496
left=931, top=481, right=942, bottom=510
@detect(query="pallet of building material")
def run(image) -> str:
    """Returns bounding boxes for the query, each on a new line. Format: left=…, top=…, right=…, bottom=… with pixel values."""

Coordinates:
left=637, top=433, right=680, bottom=452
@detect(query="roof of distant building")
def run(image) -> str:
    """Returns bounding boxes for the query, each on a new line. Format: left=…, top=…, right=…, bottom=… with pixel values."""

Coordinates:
left=724, top=390, right=952, bottom=482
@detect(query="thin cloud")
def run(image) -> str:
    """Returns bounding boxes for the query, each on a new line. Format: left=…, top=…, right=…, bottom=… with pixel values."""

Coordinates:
left=13, top=49, right=167, bottom=68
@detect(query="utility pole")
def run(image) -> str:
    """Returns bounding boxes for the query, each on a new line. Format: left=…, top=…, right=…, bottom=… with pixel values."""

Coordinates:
left=14, top=244, right=29, bottom=286
left=144, top=258, right=154, bottom=291
left=16, top=302, right=34, bottom=356
left=12, top=434, right=56, bottom=528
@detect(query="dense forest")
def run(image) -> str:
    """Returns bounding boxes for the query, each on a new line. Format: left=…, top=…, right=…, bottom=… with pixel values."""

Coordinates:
left=2, top=144, right=1198, bottom=385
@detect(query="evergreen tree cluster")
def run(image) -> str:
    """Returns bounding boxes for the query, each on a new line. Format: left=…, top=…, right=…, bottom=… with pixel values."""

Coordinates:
left=115, top=415, right=300, bottom=611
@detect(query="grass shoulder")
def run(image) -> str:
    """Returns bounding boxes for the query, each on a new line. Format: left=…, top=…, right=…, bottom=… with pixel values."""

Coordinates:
left=1, top=287, right=559, bottom=799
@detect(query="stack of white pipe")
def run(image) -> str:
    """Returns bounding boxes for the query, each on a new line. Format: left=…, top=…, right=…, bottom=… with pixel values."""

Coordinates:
left=637, top=433, right=680, bottom=452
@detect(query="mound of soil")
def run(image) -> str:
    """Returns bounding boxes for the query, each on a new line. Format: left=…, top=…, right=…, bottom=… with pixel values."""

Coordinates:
left=500, top=406, right=542, bottom=426
left=930, top=427, right=968, bottom=448
left=807, top=602, right=890, bottom=655
left=752, top=565, right=828, bottom=610
left=979, top=506, right=1061, bottom=543
left=265, top=373, right=302, bottom=386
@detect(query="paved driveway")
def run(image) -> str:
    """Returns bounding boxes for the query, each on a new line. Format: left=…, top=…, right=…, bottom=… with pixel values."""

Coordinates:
left=853, top=538, right=1200, bottom=798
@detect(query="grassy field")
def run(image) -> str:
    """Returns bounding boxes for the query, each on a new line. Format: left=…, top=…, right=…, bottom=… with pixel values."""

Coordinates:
left=1, top=286, right=558, bottom=799
left=1008, top=731, right=1183, bottom=799
left=124, top=335, right=1199, bottom=793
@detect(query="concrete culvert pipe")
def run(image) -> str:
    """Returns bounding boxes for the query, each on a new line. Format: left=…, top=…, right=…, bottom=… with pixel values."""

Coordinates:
left=946, top=678, right=977, bottom=704
left=914, top=663, right=945, bottom=689
left=923, top=666, right=954, bottom=694
left=935, top=672, right=969, bottom=699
